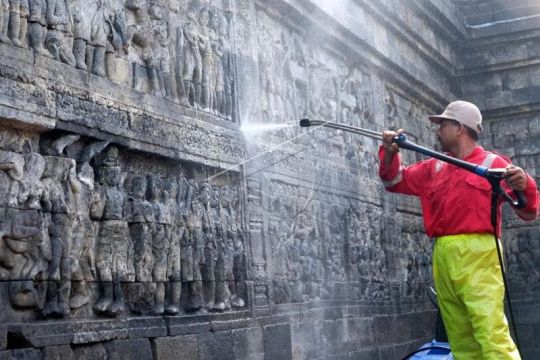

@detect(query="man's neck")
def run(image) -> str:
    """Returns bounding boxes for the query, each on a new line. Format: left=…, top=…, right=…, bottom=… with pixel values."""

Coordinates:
left=452, top=142, right=477, bottom=160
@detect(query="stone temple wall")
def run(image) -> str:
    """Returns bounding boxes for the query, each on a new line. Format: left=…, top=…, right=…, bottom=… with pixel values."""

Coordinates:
left=0, top=0, right=537, bottom=359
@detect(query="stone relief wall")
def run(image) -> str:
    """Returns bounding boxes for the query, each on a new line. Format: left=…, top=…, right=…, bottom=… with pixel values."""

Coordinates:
left=7, top=0, right=534, bottom=358
left=0, top=131, right=247, bottom=322
left=243, top=6, right=437, bottom=309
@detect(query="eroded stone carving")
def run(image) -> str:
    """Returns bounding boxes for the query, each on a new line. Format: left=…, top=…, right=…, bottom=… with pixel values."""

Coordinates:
left=93, top=146, right=132, bottom=316
left=45, top=0, right=75, bottom=65
left=41, top=156, right=77, bottom=317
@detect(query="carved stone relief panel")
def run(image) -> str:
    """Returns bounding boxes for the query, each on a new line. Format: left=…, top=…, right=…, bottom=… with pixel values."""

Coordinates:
left=2, top=0, right=237, bottom=120
left=0, top=129, right=248, bottom=321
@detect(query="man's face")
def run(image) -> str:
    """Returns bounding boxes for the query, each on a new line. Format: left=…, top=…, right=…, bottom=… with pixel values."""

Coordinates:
left=437, top=119, right=461, bottom=152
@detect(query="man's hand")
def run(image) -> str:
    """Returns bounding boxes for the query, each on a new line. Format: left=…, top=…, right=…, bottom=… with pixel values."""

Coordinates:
left=382, top=129, right=403, bottom=154
left=504, top=164, right=528, bottom=192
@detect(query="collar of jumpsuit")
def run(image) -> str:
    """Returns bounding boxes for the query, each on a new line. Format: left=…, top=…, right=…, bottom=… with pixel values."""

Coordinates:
left=378, top=145, right=538, bottom=238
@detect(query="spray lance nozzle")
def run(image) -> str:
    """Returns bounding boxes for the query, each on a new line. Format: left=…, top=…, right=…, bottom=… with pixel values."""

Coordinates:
left=298, top=119, right=527, bottom=209
left=299, top=118, right=311, bottom=127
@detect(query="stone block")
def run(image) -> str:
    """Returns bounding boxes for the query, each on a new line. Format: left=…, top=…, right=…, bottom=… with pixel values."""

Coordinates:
left=263, top=324, right=292, bottom=360
left=322, top=319, right=349, bottom=356
left=104, top=339, right=153, bottom=360
left=166, top=315, right=212, bottom=336
left=152, top=335, right=198, bottom=360
left=197, top=331, right=235, bottom=360
left=42, top=345, right=74, bottom=360
left=347, top=349, right=380, bottom=360
left=71, top=319, right=129, bottom=345
left=471, top=23, right=511, bottom=38
left=347, top=317, right=374, bottom=351
left=291, top=321, right=325, bottom=360
left=71, top=343, right=108, bottom=360
left=127, top=317, right=167, bottom=339
left=105, top=57, right=132, bottom=87
left=0, top=349, right=41, bottom=360
left=231, top=328, right=264, bottom=360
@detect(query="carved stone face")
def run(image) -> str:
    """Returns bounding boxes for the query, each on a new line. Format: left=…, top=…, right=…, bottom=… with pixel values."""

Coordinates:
left=198, top=7, right=209, bottom=26
left=147, top=175, right=163, bottom=200
left=209, top=11, right=219, bottom=31
left=199, top=183, right=210, bottom=204
left=162, top=177, right=178, bottom=200
left=210, top=185, right=219, bottom=207
left=130, top=176, right=147, bottom=199
left=102, top=166, right=121, bottom=186
left=103, top=146, right=120, bottom=167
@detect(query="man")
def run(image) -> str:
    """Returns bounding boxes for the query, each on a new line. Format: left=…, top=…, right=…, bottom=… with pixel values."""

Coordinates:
left=379, top=100, right=539, bottom=359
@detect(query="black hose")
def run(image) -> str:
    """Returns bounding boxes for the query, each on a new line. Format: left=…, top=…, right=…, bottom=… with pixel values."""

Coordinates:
left=490, top=190, right=521, bottom=353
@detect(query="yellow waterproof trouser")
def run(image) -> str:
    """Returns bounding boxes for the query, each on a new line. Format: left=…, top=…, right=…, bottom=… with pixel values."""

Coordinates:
left=433, top=234, right=520, bottom=360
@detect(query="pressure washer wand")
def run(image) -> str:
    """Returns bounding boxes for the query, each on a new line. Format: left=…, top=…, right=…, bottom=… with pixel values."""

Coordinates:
left=299, top=118, right=527, bottom=209
left=299, top=119, right=382, bottom=140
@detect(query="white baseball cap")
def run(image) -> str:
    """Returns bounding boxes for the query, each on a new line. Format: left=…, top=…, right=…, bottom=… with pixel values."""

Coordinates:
left=428, top=100, right=483, bottom=134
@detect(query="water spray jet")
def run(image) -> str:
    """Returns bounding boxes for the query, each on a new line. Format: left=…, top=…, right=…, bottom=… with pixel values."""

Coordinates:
left=240, top=122, right=296, bottom=136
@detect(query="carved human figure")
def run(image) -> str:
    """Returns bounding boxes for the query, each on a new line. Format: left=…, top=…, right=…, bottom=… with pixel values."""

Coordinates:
left=200, top=183, right=218, bottom=310
left=45, top=0, right=75, bottom=65
left=183, top=180, right=204, bottom=311
left=152, top=26, right=177, bottom=100
left=126, top=175, right=154, bottom=286
left=213, top=185, right=228, bottom=311
left=173, top=26, right=187, bottom=104
left=68, top=162, right=98, bottom=310
left=0, top=153, right=41, bottom=309
left=0, top=0, right=9, bottom=43
left=70, top=0, right=89, bottom=69
left=94, top=156, right=131, bottom=316
left=198, top=6, right=214, bottom=112
left=71, top=0, right=108, bottom=73
left=27, top=0, right=47, bottom=55
left=7, top=153, right=48, bottom=309
left=163, top=177, right=181, bottom=314
left=146, top=175, right=168, bottom=314
left=216, top=11, right=232, bottom=119
left=89, top=0, right=108, bottom=76
left=105, top=5, right=128, bottom=57
left=209, top=11, right=223, bottom=115
left=8, top=0, right=26, bottom=47
left=40, top=156, right=77, bottom=317
left=182, top=3, right=202, bottom=107
left=217, top=185, right=245, bottom=309
left=0, top=152, right=23, bottom=271
left=125, top=0, right=156, bottom=93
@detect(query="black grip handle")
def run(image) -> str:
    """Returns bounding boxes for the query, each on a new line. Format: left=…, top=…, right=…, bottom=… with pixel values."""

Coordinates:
left=513, top=190, right=528, bottom=209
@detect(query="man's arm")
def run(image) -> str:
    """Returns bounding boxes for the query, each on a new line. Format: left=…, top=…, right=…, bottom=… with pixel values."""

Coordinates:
left=379, top=129, right=432, bottom=196
left=503, top=164, right=539, bottom=220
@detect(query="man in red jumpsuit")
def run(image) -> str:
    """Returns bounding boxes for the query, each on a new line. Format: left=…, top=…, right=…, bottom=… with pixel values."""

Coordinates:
left=379, top=100, right=539, bottom=359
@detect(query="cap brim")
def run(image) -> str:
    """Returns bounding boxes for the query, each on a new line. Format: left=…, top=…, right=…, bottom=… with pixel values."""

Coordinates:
left=428, top=115, right=457, bottom=124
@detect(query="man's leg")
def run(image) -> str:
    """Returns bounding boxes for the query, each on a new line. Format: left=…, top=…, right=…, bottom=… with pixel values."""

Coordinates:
left=434, top=236, right=482, bottom=359
left=460, top=235, right=520, bottom=360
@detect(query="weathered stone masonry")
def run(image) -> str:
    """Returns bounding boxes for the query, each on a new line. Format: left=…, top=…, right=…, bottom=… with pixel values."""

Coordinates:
left=0, top=0, right=539, bottom=359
